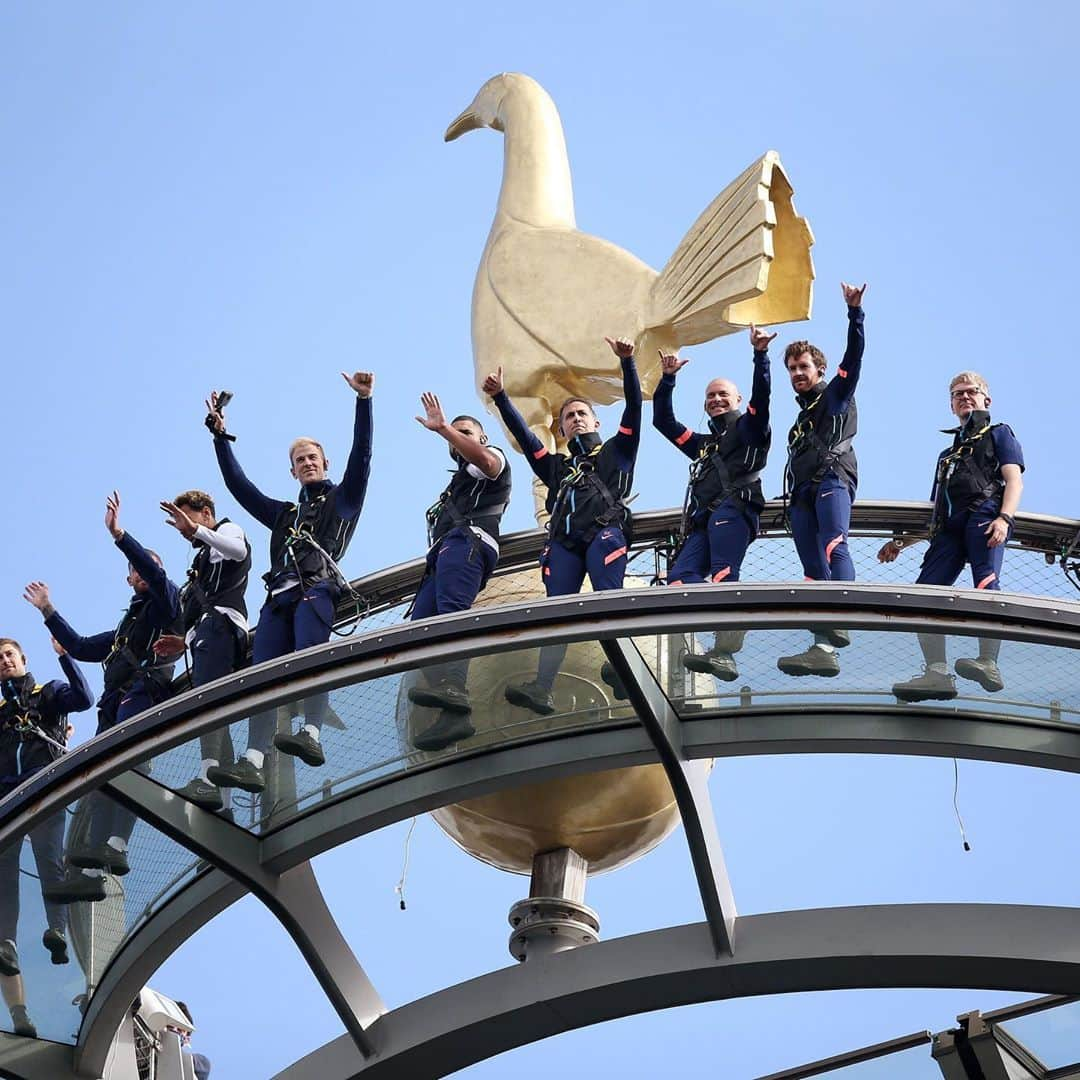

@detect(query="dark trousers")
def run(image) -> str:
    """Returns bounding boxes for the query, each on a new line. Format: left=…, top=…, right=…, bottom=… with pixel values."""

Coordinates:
left=669, top=502, right=756, bottom=584
left=411, top=528, right=497, bottom=688
left=248, top=582, right=336, bottom=754
left=85, top=679, right=161, bottom=852
left=536, top=526, right=628, bottom=690
left=916, top=501, right=1009, bottom=665
left=0, top=807, right=66, bottom=941
left=790, top=474, right=855, bottom=581
left=191, top=612, right=246, bottom=763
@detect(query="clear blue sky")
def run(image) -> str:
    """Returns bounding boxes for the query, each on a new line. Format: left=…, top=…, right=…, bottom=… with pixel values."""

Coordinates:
left=2, top=2, right=1078, bottom=1076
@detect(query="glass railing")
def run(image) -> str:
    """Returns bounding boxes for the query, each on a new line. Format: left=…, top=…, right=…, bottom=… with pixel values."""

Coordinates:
left=0, top=792, right=200, bottom=1043
left=998, top=998, right=1080, bottom=1069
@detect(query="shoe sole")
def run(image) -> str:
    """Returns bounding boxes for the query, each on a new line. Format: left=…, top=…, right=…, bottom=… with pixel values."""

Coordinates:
left=682, top=656, right=739, bottom=682
left=893, top=688, right=958, bottom=703
left=504, top=689, right=555, bottom=716
left=45, top=887, right=106, bottom=905
left=954, top=661, right=1004, bottom=693
left=206, top=769, right=265, bottom=794
left=273, top=741, right=326, bottom=768
left=407, top=688, right=473, bottom=714
left=413, top=720, right=476, bottom=752
left=777, top=661, right=839, bottom=678
left=0, top=959, right=19, bottom=977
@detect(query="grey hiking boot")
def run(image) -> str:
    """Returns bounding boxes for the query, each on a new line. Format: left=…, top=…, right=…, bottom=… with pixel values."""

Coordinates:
left=954, top=657, right=1004, bottom=692
left=43, top=872, right=107, bottom=905
left=683, top=651, right=739, bottom=682
left=407, top=681, right=472, bottom=714
left=207, top=758, right=266, bottom=794
left=42, top=929, right=68, bottom=965
left=505, top=680, right=556, bottom=716
left=600, top=662, right=630, bottom=701
left=10, top=1005, right=36, bottom=1038
left=273, top=729, right=326, bottom=768
left=69, top=843, right=129, bottom=876
left=777, top=646, right=840, bottom=677
left=893, top=669, right=957, bottom=703
left=176, top=778, right=224, bottom=811
left=413, top=711, right=476, bottom=752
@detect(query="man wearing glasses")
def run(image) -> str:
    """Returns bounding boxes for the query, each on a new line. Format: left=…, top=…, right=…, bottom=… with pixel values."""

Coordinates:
left=881, top=370, right=1024, bottom=701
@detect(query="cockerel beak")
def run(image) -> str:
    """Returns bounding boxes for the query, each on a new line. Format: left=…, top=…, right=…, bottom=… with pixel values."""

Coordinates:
left=445, top=109, right=482, bottom=142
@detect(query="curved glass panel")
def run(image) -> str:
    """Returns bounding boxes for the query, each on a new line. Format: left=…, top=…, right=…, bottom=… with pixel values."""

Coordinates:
left=142, top=638, right=639, bottom=835
left=659, top=627, right=1078, bottom=724
left=999, top=999, right=1080, bottom=1068
left=0, top=792, right=201, bottom=1044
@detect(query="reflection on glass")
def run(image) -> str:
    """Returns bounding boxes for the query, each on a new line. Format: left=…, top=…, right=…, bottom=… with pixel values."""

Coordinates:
left=658, top=628, right=1077, bottom=724
left=999, top=999, right=1080, bottom=1068
left=145, top=640, right=638, bottom=835
left=0, top=793, right=196, bottom=1043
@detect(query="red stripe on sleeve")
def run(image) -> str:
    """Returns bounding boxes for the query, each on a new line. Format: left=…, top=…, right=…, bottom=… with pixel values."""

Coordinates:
left=675, top=427, right=693, bottom=446
left=532, top=447, right=549, bottom=460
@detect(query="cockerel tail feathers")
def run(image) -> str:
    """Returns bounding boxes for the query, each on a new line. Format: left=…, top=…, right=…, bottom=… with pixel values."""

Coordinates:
left=646, top=151, right=815, bottom=349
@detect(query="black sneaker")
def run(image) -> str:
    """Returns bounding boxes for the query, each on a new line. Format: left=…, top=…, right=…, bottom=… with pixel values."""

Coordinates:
left=504, top=681, right=556, bottom=716
left=10, top=1005, right=36, bottom=1038
left=777, top=646, right=840, bottom=677
left=176, top=778, right=225, bottom=811
left=816, top=627, right=851, bottom=648
left=413, top=711, right=476, bottom=752
left=407, top=681, right=472, bottom=714
left=893, top=669, right=958, bottom=703
left=207, top=758, right=266, bottom=793
left=954, top=657, right=1004, bottom=693
left=273, top=729, right=326, bottom=767
left=69, top=843, right=129, bottom=876
left=42, top=929, right=68, bottom=965
left=43, top=872, right=107, bottom=905
left=0, top=940, right=19, bottom=977
left=599, top=662, right=630, bottom=701
left=682, top=651, right=739, bottom=682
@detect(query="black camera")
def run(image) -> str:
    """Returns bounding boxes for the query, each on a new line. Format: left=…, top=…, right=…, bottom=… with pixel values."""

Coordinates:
left=205, top=390, right=236, bottom=441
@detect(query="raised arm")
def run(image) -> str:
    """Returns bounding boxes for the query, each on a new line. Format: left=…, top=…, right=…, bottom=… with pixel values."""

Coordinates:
left=24, top=583, right=114, bottom=663
left=741, top=324, right=775, bottom=445
left=606, top=337, right=642, bottom=462
left=651, top=352, right=700, bottom=459
left=416, top=392, right=503, bottom=479
left=205, top=393, right=285, bottom=530
left=115, top=531, right=181, bottom=621
left=825, top=283, right=867, bottom=413
left=483, top=366, right=559, bottom=487
left=335, top=374, right=375, bottom=520
left=52, top=647, right=94, bottom=714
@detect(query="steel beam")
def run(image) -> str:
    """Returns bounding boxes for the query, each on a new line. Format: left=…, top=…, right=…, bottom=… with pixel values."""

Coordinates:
left=601, top=636, right=736, bottom=955
left=97, top=773, right=385, bottom=1062
left=274, top=903, right=1080, bottom=1080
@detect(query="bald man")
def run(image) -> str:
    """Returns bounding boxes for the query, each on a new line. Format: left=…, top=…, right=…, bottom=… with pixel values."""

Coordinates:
left=652, top=326, right=772, bottom=681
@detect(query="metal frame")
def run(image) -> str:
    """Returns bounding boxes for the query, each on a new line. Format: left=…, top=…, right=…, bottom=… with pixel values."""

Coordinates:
left=0, top=579, right=1078, bottom=1076
left=273, top=903, right=1080, bottom=1079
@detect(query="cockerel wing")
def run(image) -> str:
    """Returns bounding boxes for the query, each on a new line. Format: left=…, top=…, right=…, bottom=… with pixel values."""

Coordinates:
left=647, top=151, right=814, bottom=347
left=486, top=225, right=656, bottom=405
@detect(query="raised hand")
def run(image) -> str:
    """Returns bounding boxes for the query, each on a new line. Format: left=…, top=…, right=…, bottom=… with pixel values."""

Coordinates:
left=841, top=281, right=868, bottom=307
left=342, top=371, right=375, bottom=398
left=658, top=350, right=690, bottom=376
left=23, top=581, right=52, bottom=612
left=153, top=635, right=187, bottom=659
left=105, top=490, right=124, bottom=540
left=415, top=391, right=448, bottom=432
left=481, top=365, right=504, bottom=396
left=204, top=392, right=226, bottom=436
left=161, top=500, right=198, bottom=540
left=605, top=336, right=634, bottom=359
left=749, top=324, right=778, bottom=351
